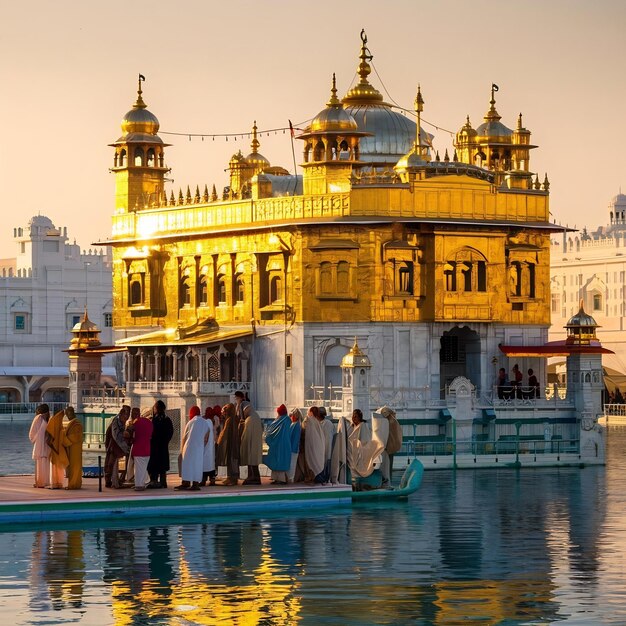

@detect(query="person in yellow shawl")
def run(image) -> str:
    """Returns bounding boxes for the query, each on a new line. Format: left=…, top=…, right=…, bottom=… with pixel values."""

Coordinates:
left=63, top=407, right=83, bottom=489
left=45, top=409, right=69, bottom=489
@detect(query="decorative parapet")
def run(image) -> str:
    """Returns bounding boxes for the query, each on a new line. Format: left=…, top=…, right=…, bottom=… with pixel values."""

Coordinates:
left=111, top=180, right=549, bottom=242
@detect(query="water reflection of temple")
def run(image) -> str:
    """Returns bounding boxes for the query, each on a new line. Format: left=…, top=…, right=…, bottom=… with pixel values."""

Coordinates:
left=21, top=457, right=608, bottom=624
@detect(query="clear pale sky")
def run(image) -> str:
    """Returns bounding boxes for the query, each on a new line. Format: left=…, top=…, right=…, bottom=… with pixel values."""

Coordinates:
left=1, top=0, right=624, bottom=254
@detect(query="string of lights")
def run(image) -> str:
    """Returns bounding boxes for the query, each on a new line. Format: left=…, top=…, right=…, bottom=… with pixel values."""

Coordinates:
left=160, top=120, right=312, bottom=142
left=369, top=61, right=456, bottom=137
left=158, top=65, right=459, bottom=143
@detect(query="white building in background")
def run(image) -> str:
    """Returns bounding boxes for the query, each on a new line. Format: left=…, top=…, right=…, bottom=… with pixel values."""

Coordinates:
left=550, top=192, right=626, bottom=387
left=0, top=215, right=116, bottom=404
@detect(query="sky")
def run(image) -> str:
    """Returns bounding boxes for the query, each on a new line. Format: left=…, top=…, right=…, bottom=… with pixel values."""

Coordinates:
left=1, top=0, right=624, bottom=254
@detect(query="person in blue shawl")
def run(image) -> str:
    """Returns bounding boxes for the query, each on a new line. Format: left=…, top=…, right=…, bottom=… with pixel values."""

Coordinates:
left=266, top=404, right=293, bottom=485
left=288, top=408, right=303, bottom=482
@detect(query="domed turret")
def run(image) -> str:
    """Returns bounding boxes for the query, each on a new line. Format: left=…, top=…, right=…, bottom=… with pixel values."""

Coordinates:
left=69, top=309, right=102, bottom=350
left=565, top=301, right=599, bottom=346
left=109, top=75, right=170, bottom=212
left=119, top=75, right=161, bottom=139
left=311, top=76, right=358, bottom=133
left=475, top=84, right=513, bottom=141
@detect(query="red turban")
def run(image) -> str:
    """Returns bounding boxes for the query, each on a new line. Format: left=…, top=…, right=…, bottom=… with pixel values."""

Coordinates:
left=204, top=406, right=214, bottom=419
left=189, top=406, right=201, bottom=419
left=213, top=405, right=223, bottom=416
left=276, top=404, right=287, bottom=416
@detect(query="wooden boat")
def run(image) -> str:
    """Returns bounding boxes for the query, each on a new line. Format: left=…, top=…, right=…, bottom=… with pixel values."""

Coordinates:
left=351, top=458, right=424, bottom=501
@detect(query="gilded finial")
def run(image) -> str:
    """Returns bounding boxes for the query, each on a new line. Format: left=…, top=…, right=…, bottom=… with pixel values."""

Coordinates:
left=203, top=184, right=209, bottom=203
left=543, top=173, right=550, bottom=191
left=444, top=149, right=450, bottom=162
left=186, top=185, right=192, bottom=204
left=453, top=149, right=458, bottom=162
left=169, top=190, right=175, bottom=206
left=194, top=185, right=200, bottom=203
left=517, top=112, right=523, bottom=130
left=414, top=84, right=424, bottom=154
left=327, top=73, right=340, bottom=107
left=135, top=73, right=147, bottom=109
left=177, top=188, right=184, bottom=205
left=435, top=150, right=440, bottom=161
left=250, top=121, right=260, bottom=154
left=414, top=84, right=424, bottom=114
left=485, top=83, right=501, bottom=121
left=211, top=184, right=218, bottom=202
left=342, top=30, right=383, bottom=103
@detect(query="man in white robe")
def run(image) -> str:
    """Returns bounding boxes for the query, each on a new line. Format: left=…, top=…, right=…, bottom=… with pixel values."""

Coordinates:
left=200, top=408, right=216, bottom=486
left=348, top=409, right=384, bottom=483
left=29, top=404, right=51, bottom=488
left=176, top=406, right=210, bottom=491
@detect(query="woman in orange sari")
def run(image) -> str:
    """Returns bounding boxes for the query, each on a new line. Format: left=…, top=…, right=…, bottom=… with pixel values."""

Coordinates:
left=63, top=407, right=83, bottom=489
left=45, top=410, right=69, bottom=489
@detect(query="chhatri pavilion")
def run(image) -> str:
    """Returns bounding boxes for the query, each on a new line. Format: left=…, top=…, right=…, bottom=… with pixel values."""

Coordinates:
left=98, top=32, right=605, bottom=465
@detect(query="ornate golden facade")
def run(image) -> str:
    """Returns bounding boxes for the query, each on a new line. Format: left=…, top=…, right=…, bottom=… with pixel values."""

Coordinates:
left=105, top=32, right=555, bottom=415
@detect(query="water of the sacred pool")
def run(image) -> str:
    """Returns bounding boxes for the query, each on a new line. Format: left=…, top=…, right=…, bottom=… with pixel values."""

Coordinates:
left=1, top=420, right=625, bottom=625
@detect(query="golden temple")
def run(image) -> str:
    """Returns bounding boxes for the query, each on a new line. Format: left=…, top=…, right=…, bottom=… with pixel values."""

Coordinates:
left=104, top=30, right=556, bottom=420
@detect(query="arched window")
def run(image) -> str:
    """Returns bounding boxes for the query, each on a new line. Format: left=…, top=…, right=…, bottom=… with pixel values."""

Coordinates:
left=445, top=249, right=487, bottom=293
left=236, top=276, right=245, bottom=303
left=134, top=147, right=144, bottom=167
left=337, top=261, right=350, bottom=293
left=179, top=275, right=191, bottom=308
left=270, top=275, right=282, bottom=303
left=444, top=262, right=456, bottom=292
left=147, top=148, right=155, bottom=167
left=129, top=274, right=144, bottom=306
left=218, top=277, right=227, bottom=304
left=320, top=262, right=333, bottom=294
left=119, top=149, right=127, bottom=167
left=313, top=140, right=324, bottom=161
left=207, top=352, right=219, bottom=381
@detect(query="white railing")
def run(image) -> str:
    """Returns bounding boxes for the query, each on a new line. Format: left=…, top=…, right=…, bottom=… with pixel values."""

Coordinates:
left=604, top=404, right=626, bottom=416
left=126, top=380, right=251, bottom=396
left=198, top=381, right=250, bottom=395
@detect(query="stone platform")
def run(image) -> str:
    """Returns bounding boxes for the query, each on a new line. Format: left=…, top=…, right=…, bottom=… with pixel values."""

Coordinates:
left=0, top=475, right=352, bottom=527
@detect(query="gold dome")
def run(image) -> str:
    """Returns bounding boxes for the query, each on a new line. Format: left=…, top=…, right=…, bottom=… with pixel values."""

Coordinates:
left=69, top=309, right=102, bottom=350
left=340, top=337, right=371, bottom=368
left=341, top=31, right=431, bottom=166
left=120, top=76, right=160, bottom=136
left=310, top=74, right=358, bottom=134
left=475, top=86, right=512, bottom=141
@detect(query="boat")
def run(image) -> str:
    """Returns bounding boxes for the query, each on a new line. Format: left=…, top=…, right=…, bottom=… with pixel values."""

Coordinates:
left=351, top=458, right=424, bottom=501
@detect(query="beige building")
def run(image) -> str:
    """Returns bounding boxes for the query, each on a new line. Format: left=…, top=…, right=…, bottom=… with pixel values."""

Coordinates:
left=550, top=193, right=626, bottom=388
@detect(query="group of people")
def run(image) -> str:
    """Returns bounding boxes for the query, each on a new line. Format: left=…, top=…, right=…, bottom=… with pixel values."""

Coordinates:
left=29, top=393, right=404, bottom=493
left=104, top=400, right=175, bottom=491
left=29, top=404, right=84, bottom=489
left=497, top=364, right=540, bottom=400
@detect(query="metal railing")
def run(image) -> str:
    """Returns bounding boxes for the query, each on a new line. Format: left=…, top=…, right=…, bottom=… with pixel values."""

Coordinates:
left=0, top=402, right=68, bottom=415
left=399, top=435, right=580, bottom=459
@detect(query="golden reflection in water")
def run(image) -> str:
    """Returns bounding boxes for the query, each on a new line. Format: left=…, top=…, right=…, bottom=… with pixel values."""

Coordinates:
left=172, top=523, right=302, bottom=625
left=432, top=579, right=558, bottom=624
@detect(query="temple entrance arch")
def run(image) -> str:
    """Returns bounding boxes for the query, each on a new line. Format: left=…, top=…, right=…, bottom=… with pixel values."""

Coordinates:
left=439, top=327, right=481, bottom=396
left=325, top=343, right=349, bottom=392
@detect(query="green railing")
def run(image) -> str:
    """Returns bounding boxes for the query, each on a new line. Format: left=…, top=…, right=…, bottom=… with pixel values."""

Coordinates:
left=400, top=435, right=580, bottom=459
